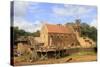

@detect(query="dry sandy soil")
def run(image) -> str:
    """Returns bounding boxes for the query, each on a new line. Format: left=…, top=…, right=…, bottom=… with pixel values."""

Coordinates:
left=14, top=54, right=97, bottom=66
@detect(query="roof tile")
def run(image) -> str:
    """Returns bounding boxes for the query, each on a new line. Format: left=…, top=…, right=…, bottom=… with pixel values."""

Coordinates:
left=46, top=24, right=72, bottom=33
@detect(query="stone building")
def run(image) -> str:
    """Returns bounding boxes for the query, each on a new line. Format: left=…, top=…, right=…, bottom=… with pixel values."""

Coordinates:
left=14, top=20, right=96, bottom=60
left=40, top=21, right=80, bottom=50
left=14, top=36, right=31, bottom=56
left=40, top=19, right=96, bottom=50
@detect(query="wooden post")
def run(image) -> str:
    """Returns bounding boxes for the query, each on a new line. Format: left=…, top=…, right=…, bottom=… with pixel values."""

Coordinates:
left=40, top=52, right=42, bottom=60
left=46, top=52, right=48, bottom=59
left=44, top=51, right=48, bottom=60
left=55, top=51, right=56, bottom=59
left=58, top=50, right=60, bottom=58
left=61, top=50, right=62, bottom=57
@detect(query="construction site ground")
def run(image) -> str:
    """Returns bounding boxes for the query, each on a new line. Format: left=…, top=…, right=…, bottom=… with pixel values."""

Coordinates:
left=14, top=51, right=97, bottom=66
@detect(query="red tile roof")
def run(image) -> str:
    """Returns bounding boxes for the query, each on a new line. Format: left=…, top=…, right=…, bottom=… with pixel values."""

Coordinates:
left=45, top=24, right=72, bottom=33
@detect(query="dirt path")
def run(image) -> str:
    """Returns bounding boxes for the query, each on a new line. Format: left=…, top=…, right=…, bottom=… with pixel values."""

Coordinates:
left=14, top=54, right=97, bottom=66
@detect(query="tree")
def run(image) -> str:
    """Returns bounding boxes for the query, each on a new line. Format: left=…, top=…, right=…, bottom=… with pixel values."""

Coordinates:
left=80, top=23, right=97, bottom=42
left=12, top=27, right=40, bottom=40
left=32, top=30, right=40, bottom=37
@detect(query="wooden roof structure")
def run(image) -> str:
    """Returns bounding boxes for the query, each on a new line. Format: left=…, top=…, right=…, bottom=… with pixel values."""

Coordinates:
left=45, top=24, right=73, bottom=34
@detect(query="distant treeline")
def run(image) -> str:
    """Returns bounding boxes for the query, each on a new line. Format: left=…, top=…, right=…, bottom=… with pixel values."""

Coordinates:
left=12, top=22, right=97, bottom=42
left=12, top=26, right=40, bottom=40
left=80, top=23, right=97, bottom=42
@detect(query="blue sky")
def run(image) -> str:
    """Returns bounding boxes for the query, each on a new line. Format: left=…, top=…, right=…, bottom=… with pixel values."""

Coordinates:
left=13, top=1, right=97, bottom=32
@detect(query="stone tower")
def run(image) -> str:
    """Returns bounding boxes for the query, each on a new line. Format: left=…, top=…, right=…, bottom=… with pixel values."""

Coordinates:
left=73, top=19, right=81, bottom=36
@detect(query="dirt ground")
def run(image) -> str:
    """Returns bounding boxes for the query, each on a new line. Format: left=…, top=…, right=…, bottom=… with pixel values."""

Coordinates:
left=14, top=54, right=97, bottom=66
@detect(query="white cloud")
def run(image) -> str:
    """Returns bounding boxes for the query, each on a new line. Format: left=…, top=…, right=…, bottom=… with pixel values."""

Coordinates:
left=14, top=18, right=42, bottom=32
left=52, top=5, right=94, bottom=16
left=90, top=18, right=97, bottom=28
left=14, top=1, right=30, bottom=17
left=14, top=1, right=39, bottom=17
left=13, top=1, right=43, bottom=32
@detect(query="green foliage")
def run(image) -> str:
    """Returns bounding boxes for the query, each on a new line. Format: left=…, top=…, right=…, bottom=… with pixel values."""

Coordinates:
left=13, top=26, right=40, bottom=40
left=33, top=30, right=40, bottom=37
left=80, top=23, right=97, bottom=42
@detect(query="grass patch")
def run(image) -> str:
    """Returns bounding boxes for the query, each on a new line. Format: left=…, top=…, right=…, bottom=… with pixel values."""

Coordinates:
left=69, top=50, right=96, bottom=58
